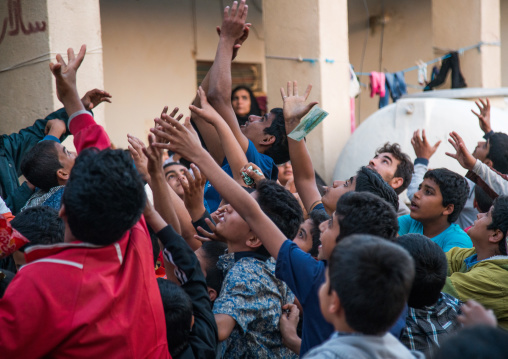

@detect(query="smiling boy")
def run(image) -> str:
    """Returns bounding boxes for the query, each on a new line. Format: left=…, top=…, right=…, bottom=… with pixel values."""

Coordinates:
left=399, top=168, right=472, bottom=252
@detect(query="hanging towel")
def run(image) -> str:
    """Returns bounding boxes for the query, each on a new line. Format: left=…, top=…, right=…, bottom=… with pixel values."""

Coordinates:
left=417, top=61, right=427, bottom=85
left=370, top=72, right=386, bottom=98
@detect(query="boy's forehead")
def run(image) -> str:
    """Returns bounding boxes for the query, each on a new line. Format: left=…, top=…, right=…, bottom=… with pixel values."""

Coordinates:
left=422, top=177, right=439, bottom=191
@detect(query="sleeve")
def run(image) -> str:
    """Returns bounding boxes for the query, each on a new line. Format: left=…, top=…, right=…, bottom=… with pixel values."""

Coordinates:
left=3, top=182, right=32, bottom=215
left=192, top=210, right=214, bottom=233
left=445, top=247, right=473, bottom=274
left=397, top=215, right=413, bottom=236
left=244, top=140, right=278, bottom=181
left=471, top=160, right=508, bottom=196
left=407, top=160, right=428, bottom=200
left=1, top=108, right=70, bottom=177
left=157, top=225, right=218, bottom=355
left=69, top=111, right=111, bottom=153
left=275, top=240, right=325, bottom=305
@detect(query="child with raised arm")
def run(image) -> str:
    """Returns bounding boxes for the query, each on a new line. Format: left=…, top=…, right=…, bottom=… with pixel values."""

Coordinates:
left=151, top=82, right=402, bottom=357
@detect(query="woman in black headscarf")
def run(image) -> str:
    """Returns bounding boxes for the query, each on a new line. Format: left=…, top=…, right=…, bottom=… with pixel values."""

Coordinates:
left=231, top=85, right=261, bottom=126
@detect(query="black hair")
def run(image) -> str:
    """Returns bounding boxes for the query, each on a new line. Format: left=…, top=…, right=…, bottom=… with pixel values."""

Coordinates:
left=255, top=180, right=303, bottom=256
left=21, top=141, right=62, bottom=191
left=474, top=185, right=494, bottom=213
left=308, top=209, right=330, bottom=257
left=329, top=235, right=414, bottom=335
left=487, top=133, right=508, bottom=174
left=157, top=278, right=193, bottom=357
left=62, top=148, right=146, bottom=245
left=424, top=169, right=469, bottom=223
left=397, top=233, right=447, bottom=308
left=163, top=162, right=183, bottom=171
left=435, top=326, right=508, bottom=359
left=231, top=85, right=261, bottom=126
left=263, top=108, right=290, bottom=165
left=11, top=206, right=64, bottom=250
left=200, top=241, right=227, bottom=297
left=487, top=196, right=508, bottom=255
left=335, top=191, right=399, bottom=243
left=0, top=269, right=15, bottom=298
left=355, top=166, right=399, bottom=212
left=375, top=142, right=414, bottom=194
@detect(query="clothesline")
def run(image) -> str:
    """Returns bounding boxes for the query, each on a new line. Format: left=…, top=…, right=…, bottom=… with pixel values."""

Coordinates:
left=355, top=41, right=500, bottom=77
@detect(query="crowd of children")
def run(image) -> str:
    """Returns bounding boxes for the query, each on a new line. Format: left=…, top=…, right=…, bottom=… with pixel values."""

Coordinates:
left=1, top=1, right=508, bottom=358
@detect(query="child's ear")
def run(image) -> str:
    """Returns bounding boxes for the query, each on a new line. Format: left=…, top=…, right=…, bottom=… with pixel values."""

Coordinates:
left=59, top=204, right=66, bottom=219
left=489, top=229, right=505, bottom=245
left=442, top=203, right=454, bottom=217
left=328, top=291, right=342, bottom=315
left=246, top=236, right=263, bottom=249
left=208, top=288, right=218, bottom=302
left=57, top=168, right=70, bottom=182
left=484, top=158, right=494, bottom=168
left=259, top=134, right=275, bottom=147
left=389, top=177, right=403, bottom=190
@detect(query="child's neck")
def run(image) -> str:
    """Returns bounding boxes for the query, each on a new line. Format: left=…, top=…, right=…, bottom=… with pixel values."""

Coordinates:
left=421, top=217, right=450, bottom=238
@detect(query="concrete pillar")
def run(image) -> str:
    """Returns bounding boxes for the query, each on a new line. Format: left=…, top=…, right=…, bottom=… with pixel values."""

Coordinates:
left=0, top=0, right=104, bottom=139
left=263, top=0, right=350, bottom=183
left=431, top=0, right=501, bottom=88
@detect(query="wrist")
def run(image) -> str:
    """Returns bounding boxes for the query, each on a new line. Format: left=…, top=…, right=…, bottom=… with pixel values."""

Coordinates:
left=190, top=206, right=206, bottom=223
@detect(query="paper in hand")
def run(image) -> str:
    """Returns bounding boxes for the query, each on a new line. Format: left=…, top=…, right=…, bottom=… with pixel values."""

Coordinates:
left=288, top=106, right=329, bottom=141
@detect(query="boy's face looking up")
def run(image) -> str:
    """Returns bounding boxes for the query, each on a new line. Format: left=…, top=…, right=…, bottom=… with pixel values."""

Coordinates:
left=410, top=178, right=452, bottom=222
left=164, top=164, right=187, bottom=198
left=318, top=212, right=341, bottom=261
left=293, top=219, right=314, bottom=254
left=54, top=142, right=76, bottom=178
left=240, top=112, right=275, bottom=145
left=367, top=152, right=402, bottom=190
left=467, top=206, right=495, bottom=248
left=472, top=140, right=490, bottom=162
left=322, top=177, right=356, bottom=214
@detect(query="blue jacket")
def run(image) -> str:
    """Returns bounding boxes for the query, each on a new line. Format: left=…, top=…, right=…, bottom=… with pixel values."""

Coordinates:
left=0, top=108, right=69, bottom=213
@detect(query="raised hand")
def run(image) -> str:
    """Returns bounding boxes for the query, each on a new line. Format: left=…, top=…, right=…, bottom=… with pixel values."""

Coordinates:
left=127, top=134, right=150, bottom=183
left=220, top=0, right=249, bottom=43
left=45, top=119, right=67, bottom=138
left=280, top=303, right=301, bottom=354
left=189, top=86, right=224, bottom=126
left=49, top=45, right=86, bottom=110
left=446, top=131, right=477, bottom=170
left=240, top=162, right=266, bottom=186
left=151, top=114, right=205, bottom=162
left=217, top=24, right=251, bottom=60
left=142, top=133, right=164, bottom=177
left=194, top=217, right=226, bottom=243
left=81, top=89, right=112, bottom=111
left=472, top=98, right=491, bottom=135
left=280, top=81, right=318, bottom=133
left=180, top=164, right=207, bottom=222
left=411, top=129, right=441, bottom=160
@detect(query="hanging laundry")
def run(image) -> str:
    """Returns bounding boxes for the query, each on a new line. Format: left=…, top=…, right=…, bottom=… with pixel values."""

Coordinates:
left=370, top=72, right=386, bottom=98
left=417, top=61, right=427, bottom=85
left=379, top=72, right=408, bottom=108
left=349, top=64, right=361, bottom=98
left=350, top=97, right=356, bottom=133
left=431, top=66, right=439, bottom=81
left=424, top=52, right=466, bottom=91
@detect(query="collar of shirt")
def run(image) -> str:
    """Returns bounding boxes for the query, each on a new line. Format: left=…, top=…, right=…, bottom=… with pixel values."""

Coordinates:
left=463, top=254, right=481, bottom=270
left=330, top=331, right=363, bottom=340
left=217, top=251, right=271, bottom=273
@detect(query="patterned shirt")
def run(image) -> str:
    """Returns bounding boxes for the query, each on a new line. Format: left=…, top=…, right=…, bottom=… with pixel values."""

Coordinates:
left=213, top=252, right=297, bottom=359
left=400, top=292, right=462, bottom=356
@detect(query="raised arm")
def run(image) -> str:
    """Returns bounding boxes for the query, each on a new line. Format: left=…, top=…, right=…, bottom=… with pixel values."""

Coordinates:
left=472, top=98, right=492, bottom=137
left=207, top=0, right=250, bottom=153
left=407, top=129, right=440, bottom=199
left=190, top=87, right=248, bottom=183
left=280, top=81, right=320, bottom=212
left=151, top=116, right=287, bottom=259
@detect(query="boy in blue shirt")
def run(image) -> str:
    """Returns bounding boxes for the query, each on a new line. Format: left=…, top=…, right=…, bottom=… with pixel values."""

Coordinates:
left=399, top=168, right=472, bottom=251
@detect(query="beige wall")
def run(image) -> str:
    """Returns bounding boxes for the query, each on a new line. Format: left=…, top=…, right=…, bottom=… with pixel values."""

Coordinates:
left=100, top=0, right=266, bottom=149
left=502, top=0, right=508, bottom=86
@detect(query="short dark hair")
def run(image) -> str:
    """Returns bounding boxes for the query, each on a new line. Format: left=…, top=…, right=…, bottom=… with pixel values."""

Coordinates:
left=21, top=141, right=62, bottom=191
left=355, top=166, right=399, bottom=212
left=487, top=196, right=508, bottom=255
left=62, top=148, right=146, bottom=245
left=200, top=241, right=227, bottom=296
left=255, top=180, right=303, bottom=256
left=487, top=133, right=508, bottom=174
left=424, top=168, right=469, bottom=223
left=157, top=278, right=193, bottom=357
left=397, top=233, right=447, bottom=308
left=162, top=161, right=182, bottom=171
left=435, top=326, right=508, bottom=359
left=329, top=235, right=414, bottom=335
left=474, top=185, right=494, bottom=213
left=11, top=206, right=64, bottom=250
left=308, top=209, right=330, bottom=257
left=375, top=142, right=414, bottom=194
left=336, top=192, right=399, bottom=243
left=263, top=108, right=290, bottom=165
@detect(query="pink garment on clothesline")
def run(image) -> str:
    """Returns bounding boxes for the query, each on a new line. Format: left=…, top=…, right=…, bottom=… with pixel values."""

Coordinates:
left=369, top=72, right=386, bottom=98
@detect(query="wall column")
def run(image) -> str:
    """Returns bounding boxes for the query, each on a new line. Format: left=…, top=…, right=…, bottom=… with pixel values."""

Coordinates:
left=431, top=0, right=501, bottom=88
left=263, top=0, right=350, bottom=183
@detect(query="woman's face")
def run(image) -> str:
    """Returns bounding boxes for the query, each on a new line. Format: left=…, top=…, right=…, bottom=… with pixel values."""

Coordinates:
left=232, top=89, right=252, bottom=117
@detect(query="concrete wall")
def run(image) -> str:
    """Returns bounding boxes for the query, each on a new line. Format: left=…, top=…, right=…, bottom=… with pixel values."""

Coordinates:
left=99, top=0, right=266, bottom=149
left=502, top=0, right=508, bottom=86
